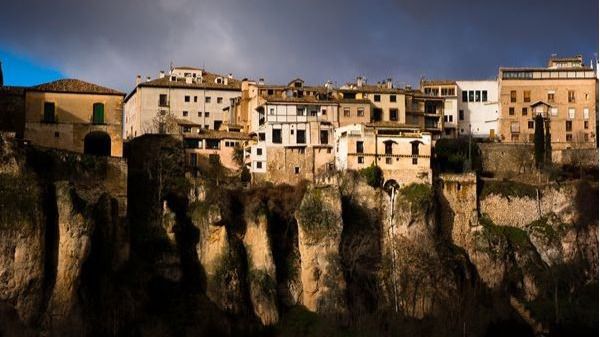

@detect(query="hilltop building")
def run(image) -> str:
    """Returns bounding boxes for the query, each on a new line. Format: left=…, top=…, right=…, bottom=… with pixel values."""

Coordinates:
left=123, top=66, right=242, bottom=139
left=456, top=80, right=499, bottom=138
left=24, top=79, right=125, bottom=156
left=498, top=55, right=597, bottom=149
left=335, top=123, right=432, bottom=186
left=420, top=80, right=458, bottom=138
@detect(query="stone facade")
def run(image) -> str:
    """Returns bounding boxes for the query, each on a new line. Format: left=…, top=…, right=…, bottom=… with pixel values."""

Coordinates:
left=24, top=80, right=124, bottom=157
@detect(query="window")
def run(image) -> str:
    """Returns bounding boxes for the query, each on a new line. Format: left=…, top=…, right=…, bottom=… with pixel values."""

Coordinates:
left=568, top=108, right=575, bottom=119
left=310, top=108, right=318, bottom=117
left=584, top=133, right=589, bottom=142
left=256, top=161, right=263, bottom=169
left=296, top=130, right=306, bottom=144
left=523, top=90, right=531, bottom=103
left=390, top=109, right=398, bottom=121
left=183, top=111, right=188, bottom=117
left=182, top=126, right=191, bottom=133
left=528, top=121, right=534, bottom=129
left=459, top=110, right=464, bottom=120
left=411, top=141, right=419, bottom=165
left=194, top=96, right=198, bottom=102
left=205, top=97, right=211, bottom=103
left=522, top=107, right=528, bottom=116
left=296, top=107, right=304, bottom=116
left=374, top=94, right=381, bottom=102
left=217, top=97, right=223, bottom=104
left=509, top=107, right=515, bottom=116
left=568, top=90, right=575, bottom=103
left=294, top=167, right=300, bottom=174
left=92, top=103, right=104, bottom=124
left=43, top=102, right=55, bottom=123
left=259, top=133, right=265, bottom=141
left=566, top=134, right=573, bottom=142
left=256, top=148, right=263, bottom=156
left=583, top=108, right=589, bottom=120
left=291, top=129, right=294, bottom=135
left=54, top=131, right=59, bottom=138
left=469, top=91, right=474, bottom=102
left=547, top=92, right=555, bottom=103
left=267, top=89, right=274, bottom=95
left=357, top=108, right=364, bottom=117
left=205, top=112, right=210, bottom=117
left=384, top=142, right=393, bottom=155
left=462, top=91, right=468, bottom=102
left=269, top=108, right=275, bottom=115
left=449, top=115, right=453, bottom=122
left=510, top=90, right=517, bottom=103
left=550, top=108, right=558, bottom=116
left=204, top=125, right=209, bottom=129
left=584, top=121, right=589, bottom=129
left=185, top=95, right=190, bottom=102
left=159, top=94, right=168, bottom=107
left=272, top=129, right=282, bottom=143
left=343, top=108, right=351, bottom=117
left=320, top=130, right=328, bottom=144
left=566, top=121, right=572, bottom=132
left=482, top=90, right=488, bottom=102
left=322, top=109, right=327, bottom=116
left=356, top=141, right=364, bottom=153
left=475, top=91, right=481, bottom=102
left=358, top=156, right=364, bottom=164
left=198, top=111, right=202, bottom=117
left=385, top=157, right=392, bottom=165
left=390, top=95, right=397, bottom=102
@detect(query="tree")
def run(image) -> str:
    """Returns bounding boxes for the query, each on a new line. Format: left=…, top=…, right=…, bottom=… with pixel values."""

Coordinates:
left=359, top=163, right=383, bottom=188
left=143, top=109, right=179, bottom=135
left=544, top=118, right=552, bottom=166
left=534, top=114, right=545, bottom=169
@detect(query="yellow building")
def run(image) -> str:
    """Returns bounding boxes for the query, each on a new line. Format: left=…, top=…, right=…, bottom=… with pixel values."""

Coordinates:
left=499, top=55, right=597, bottom=150
left=24, top=79, right=124, bottom=156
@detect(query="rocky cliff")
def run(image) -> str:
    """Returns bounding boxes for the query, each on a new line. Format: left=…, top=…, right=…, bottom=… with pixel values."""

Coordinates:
left=0, top=134, right=597, bottom=337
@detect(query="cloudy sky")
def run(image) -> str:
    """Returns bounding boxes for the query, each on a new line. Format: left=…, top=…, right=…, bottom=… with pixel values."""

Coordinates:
left=1, top=0, right=598, bottom=92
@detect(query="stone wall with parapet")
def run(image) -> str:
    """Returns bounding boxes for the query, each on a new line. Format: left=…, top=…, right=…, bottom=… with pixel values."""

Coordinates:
left=478, top=143, right=535, bottom=178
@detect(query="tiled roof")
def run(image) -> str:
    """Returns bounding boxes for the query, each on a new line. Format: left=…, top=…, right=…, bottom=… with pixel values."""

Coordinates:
left=421, top=80, right=456, bottom=86
left=183, top=130, right=251, bottom=141
left=139, top=71, right=241, bottom=90
left=263, top=95, right=338, bottom=104
left=30, top=79, right=124, bottom=95
left=338, top=85, right=406, bottom=94
left=337, top=98, right=372, bottom=104
left=0, top=86, right=26, bottom=95
left=175, top=118, right=202, bottom=126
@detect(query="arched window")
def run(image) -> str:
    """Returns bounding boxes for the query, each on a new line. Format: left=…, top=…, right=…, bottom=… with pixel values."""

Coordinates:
left=411, top=141, right=422, bottom=165
left=92, top=103, right=105, bottom=124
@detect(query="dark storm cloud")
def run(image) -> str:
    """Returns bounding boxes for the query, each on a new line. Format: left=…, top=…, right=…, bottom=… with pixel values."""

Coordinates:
left=1, top=0, right=597, bottom=91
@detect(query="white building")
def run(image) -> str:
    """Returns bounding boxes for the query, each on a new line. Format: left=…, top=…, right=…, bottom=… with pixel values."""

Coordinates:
left=456, top=80, right=499, bottom=138
left=248, top=95, right=338, bottom=183
left=123, top=66, right=241, bottom=139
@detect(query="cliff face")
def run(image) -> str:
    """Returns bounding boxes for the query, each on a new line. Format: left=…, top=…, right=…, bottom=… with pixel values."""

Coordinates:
left=0, top=134, right=597, bottom=337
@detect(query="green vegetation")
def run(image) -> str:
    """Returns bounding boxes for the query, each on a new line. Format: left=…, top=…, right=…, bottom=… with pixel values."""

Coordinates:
left=359, top=164, right=383, bottom=188
left=399, top=183, right=432, bottom=213
left=434, top=137, right=481, bottom=173
left=526, top=216, right=566, bottom=245
left=240, top=165, right=251, bottom=183
left=297, top=188, right=338, bottom=243
left=480, top=179, right=538, bottom=199
left=534, top=114, right=545, bottom=169
left=479, top=214, right=530, bottom=251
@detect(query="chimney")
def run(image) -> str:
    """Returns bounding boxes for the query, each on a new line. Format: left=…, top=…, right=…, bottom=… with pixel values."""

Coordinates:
left=356, top=76, right=364, bottom=87
left=258, top=78, right=264, bottom=85
left=386, top=78, right=393, bottom=89
left=146, top=76, right=151, bottom=82
left=227, top=73, right=233, bottom=79
left=159, top=70, right=165, bottom=79
left=136, top=75, right=142, bottom=85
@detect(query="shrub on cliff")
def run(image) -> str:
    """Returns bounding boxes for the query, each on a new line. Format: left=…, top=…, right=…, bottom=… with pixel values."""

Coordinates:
left=480, top=180, right=538, bottom=199
left=399, top=183, right=432, bottom=213
left=434, top=137, right=482, bottom=173
left=359, top=164, right=383, bottom=188
left=297, top=188, right=338, bottom=243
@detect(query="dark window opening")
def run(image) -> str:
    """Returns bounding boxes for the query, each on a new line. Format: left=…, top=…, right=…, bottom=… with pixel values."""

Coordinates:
left=272, top=129, right=282, bottom=144
left=43, top=102, right=56, bottom=123
left=84, top=131, right=111, bottom=156
left=296, top=130, right=306, bottom=144
left=92, top=103, right=105, bottom=124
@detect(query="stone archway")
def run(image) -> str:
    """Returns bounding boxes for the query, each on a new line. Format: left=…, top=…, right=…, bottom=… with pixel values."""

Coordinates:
left=84, top=131, right=111, bottom=156
left=383, top=179, right=400, bottom=195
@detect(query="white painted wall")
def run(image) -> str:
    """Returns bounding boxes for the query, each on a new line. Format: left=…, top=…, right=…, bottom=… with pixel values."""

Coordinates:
left=456, top=80, right=499, bottom=138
